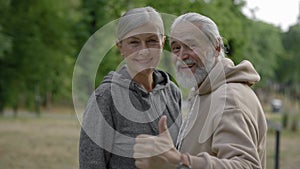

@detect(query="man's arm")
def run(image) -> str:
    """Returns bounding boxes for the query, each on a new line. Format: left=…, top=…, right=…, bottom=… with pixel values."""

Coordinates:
left=189, top=109, right=264, bottom=169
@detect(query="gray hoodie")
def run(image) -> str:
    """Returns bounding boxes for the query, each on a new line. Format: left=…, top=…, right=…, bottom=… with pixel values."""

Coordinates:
left=79, top=65, right=182, bottom=169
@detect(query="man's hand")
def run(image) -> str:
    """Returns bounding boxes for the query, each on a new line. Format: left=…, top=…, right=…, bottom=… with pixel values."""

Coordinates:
left=134, top=115, right=181, bottom=169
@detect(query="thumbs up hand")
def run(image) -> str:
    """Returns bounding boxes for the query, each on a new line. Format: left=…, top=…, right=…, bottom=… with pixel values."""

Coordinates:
left=134, top=115, right=181, bottom=169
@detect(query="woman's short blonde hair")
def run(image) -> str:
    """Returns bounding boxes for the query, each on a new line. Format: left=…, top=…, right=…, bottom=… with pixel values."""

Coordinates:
left=117, top=6, right=164, bottom=41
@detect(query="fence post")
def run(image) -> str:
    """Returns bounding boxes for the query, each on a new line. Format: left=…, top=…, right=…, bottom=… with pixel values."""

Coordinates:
left=267, top=120, right=281, bottom=169
left=275, top=129, right=280, bottom=169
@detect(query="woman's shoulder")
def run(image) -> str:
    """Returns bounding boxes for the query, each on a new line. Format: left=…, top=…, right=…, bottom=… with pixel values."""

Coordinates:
left=94, top=82, right=111, bottom=97
left=94, top=72, right=115, bottom=98
left=94, top=68, right=130, bottom=98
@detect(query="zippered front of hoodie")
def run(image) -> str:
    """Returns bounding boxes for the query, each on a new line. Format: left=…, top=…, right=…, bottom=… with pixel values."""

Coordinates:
left=80, top=65, right=182, bottom=169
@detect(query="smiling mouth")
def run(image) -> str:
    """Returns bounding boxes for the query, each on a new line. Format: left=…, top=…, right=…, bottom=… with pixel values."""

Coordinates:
left=180, top=63, right=196, bottom=69
left=135, top=58, right=153, bottom=64
left=177, top=59, right=197, bottom=70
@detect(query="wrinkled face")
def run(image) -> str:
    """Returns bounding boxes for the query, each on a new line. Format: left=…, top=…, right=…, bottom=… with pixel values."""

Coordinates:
left=170, top=22, right=216, bottom=88
left=117, top=23, right=165, bottom=76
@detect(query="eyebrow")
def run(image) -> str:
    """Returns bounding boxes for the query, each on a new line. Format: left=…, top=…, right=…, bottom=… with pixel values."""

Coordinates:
left=170, top=40, right=176, bottom=46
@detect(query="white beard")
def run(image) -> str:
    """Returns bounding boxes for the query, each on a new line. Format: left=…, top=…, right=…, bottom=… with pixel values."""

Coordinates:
left=175, top=59, right=211, bottom=89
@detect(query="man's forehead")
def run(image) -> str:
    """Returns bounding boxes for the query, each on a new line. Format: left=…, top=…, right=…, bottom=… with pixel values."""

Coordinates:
left=170, top=37, right=197, bottom=45
left=170, top=22, right=208, bottom=43
left=170, top=32, right=209, bottom=46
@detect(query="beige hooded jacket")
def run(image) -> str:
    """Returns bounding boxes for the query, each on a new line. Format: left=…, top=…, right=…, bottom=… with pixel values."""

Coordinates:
left=177, top=58, right=267, bottom=169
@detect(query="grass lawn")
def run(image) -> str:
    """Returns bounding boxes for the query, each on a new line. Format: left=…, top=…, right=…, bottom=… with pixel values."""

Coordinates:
left=267, top=129, right=300, bottom=169
left=0, top=111, right=81, bottom=169
left=0, top=110, right=299, bottom=169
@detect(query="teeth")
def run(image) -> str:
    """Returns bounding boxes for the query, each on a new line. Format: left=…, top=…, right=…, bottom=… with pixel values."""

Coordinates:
left=176, top=59, right=196, bottom=69
left=184, top=59, right=195, bottom=65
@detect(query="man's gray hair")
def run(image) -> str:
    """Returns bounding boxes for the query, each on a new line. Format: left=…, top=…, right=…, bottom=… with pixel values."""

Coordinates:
left=117, top=7, right=164, bottom=41
left=171, top=13, right=225, bottom=59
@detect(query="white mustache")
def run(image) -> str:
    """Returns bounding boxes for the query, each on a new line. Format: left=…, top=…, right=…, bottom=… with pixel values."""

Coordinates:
left=176, top=59, right=196, bottom=67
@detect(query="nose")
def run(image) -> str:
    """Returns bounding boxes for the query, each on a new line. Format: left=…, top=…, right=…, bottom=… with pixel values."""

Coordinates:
left=177, top=46, right=191, bottom=60
left=141, top=41, right=149, bottom=49
left=138, top=41, right=150, bottom=56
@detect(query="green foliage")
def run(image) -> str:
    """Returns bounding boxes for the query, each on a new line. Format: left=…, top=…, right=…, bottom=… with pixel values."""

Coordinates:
left=242, top=21, right=284, bottom=86
left=277, top=24, right=300, bottom=94
left=1, top=0, right=78, bottom=111
left=1, top=0, right=300, bottom=111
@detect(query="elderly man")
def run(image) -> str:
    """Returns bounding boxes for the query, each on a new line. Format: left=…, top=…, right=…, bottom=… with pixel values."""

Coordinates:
left=134, top=12, right=267, bottom=169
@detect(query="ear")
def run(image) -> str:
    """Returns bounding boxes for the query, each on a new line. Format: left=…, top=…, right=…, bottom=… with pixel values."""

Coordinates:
left=116, top=40, right=125, bottom=58
left=116, top=40, right=122, bottom=50
left=161, top=35, right=166, bottom=47
left=215, top=45, right=221, bottom=53
left=214, top=37, right=222, bottom=57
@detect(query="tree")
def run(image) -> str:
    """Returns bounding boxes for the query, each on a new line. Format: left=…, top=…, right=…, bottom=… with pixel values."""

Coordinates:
left=1, top=0, right=78, bottom=115
left=0, top=0, right=13, bottom=114
left=241, top=20, right=284, bottom=86
left=277, top=24, right=300, bottom=97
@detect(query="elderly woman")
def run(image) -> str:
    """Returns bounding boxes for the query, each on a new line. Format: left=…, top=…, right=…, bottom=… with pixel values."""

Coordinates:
left=79, top=7, right=182, bottom=169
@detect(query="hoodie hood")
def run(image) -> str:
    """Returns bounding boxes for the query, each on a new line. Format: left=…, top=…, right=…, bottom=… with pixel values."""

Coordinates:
left=195, top=58, right=260, bottom=96
left=102, top=65, right=170, bottom=94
